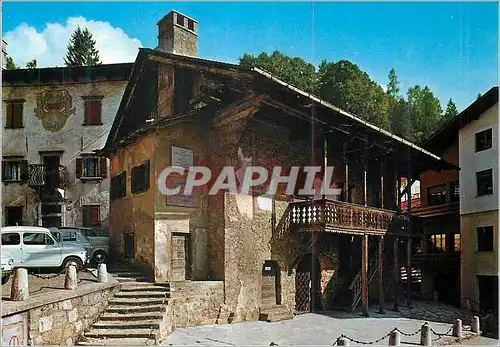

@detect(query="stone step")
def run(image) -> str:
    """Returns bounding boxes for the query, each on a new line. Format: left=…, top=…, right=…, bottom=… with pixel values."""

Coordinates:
left=84, top=328, right=158, bottom=339
left=93, top=320, right=161, bottom=329
left=115, top=291, right=169, bottom=298
left=109, top=271, right=143, bottom=277
left=119, top=284, right=169, bottom=291
left=106, top=304, right=165, bottom=313
left=109, top=297, right=167, bottom=305
left=77, top=337, right=157, bottom=346
left=259, top=307, right=294, bottom=323
left=99, top=312, right=164, bottom=321
left=115, top=277, right=151, bottom=283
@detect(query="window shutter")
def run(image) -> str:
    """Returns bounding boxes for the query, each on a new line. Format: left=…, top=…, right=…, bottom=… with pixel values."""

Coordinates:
left=84, top=101, right=92, bottom=125
left=2, top=161, right=6, bottom=181
left=6, top=104, right=13, bottom=127
left=76, top=158, right=83, bottom=178
left=144, top=160, right=150, bottom=190
left=20, top=160, right=29, bottom=181
left=13, top=104, right=23, bottom=127
left=91, top=206, right=100, bottom=227
left=99, top=157, right=107, bottom=178
left=93, top=100, right=102, bottom=124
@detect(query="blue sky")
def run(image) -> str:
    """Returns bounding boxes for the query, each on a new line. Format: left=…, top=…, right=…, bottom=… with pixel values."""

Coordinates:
left=3, top=2, right=498, bottom=111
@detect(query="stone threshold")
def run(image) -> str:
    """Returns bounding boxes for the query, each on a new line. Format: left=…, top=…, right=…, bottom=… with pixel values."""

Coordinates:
left=1, top=280, right=119, bottom=317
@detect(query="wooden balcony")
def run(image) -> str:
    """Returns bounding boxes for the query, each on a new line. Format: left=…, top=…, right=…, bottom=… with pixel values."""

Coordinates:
left=412, top=251, right=460, bottom=269
left=289, top=199, right=409, bottom=236
left=25, top=164, right=71, bottom=190
left=411, top=202, right=459, bottom=218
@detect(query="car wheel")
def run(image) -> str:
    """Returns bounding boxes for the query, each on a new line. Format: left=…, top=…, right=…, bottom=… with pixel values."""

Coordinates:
left=1, top=274, right=11, bottom=285
left=63, top=257, right=83, bottom=271
left=93, top=251, right=107, bottom=264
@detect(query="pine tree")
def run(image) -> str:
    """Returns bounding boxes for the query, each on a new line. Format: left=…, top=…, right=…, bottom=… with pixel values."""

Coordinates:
left=444, top=99, right=458, bottom=120
left=5, top=55, right=18, bottom=70
left=387, top=68, right=400, bottom=99
left=26, top=59, right=37, bottom=69
left=64, top=27, right=102, bottom=67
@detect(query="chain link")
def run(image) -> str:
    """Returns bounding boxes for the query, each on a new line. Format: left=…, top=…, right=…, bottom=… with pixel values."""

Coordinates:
left=333, top=332, right=391, bottom=345
left=393, top=327, right=422, bottom=337
left=28, top=268, right=66, bottom=279
left=430, top=325, right=453, bottom=337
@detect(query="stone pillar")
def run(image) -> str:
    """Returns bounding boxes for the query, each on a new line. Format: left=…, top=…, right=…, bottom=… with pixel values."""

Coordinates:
left=389, top=330, right=401, bottom=346
left=361, top=234, right=369, bottom=317
left=420, top=323, right=431, bottom=346
left=98, top=263, right=108, bottom=283
left=453, top=319, right=463, bottom=339
left=10, top=268, right=29, bottom=301
left=378, top=236, right=385, bottom=314
left=64, top=264, right=78, bottom=290
left=337, top=337, right=350, bottom=346
left=471, top=316, right=480, bottom=334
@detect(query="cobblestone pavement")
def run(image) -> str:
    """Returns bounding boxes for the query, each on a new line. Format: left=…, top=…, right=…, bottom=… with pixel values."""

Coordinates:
left=1, top=267, right=99, bottom=300
left=162, top=302, right=499, bottom=346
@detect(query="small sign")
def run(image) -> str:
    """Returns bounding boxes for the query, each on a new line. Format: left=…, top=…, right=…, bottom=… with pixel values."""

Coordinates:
left=166, top=176, right=195, bottom=207
left=171, top=146, right=194, bottom=169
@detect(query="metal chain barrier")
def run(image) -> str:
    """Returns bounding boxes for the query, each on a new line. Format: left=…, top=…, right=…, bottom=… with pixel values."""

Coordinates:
left=332, top=330, right=393, bottom=345
left=80, top=267, right=98, bottom=279
left=28, top=268, right=66, bottom=279
left=430, top=325, right=453, bottom=337
left=392, top=327, right=422, bottom=337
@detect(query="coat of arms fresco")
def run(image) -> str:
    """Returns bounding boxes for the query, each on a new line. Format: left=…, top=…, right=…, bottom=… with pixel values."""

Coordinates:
left=34, top=89, right=75, bottom=132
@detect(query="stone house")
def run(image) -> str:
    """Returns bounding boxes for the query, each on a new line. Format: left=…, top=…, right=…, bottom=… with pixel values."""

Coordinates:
left=2, top=63, right=133, bottom=234
left=100, top=11, right=456, bottom=322
left=422, top=87, right=498, bottom=313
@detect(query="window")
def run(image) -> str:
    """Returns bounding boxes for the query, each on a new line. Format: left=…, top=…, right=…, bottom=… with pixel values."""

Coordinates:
left=453, top=234, right=461, bottom=251
left=23, top=232, right=54, bottom=245
left=5, top=206, right=23, bottom=226
left=82, top=96, right=103, bottom=125
left=83, top=205, right=100, bottom=228
left=1, top=233, right=20, bottom=245
left=430, top=234, right=447, bottom=252
left=477, top=226, right=494, bottom=252
left=428, top=184, right=447, bottom=206
left=131, top=160, right=150, bottom=194
left=476, top=169, right=493, bottom=196
left=450, top=181, right=460, bottom=202
left=176, top=14, right=184, bottom=26
left=4, top=100, right=24, bottom=128
left=110, top=171, right=126, bottom=200
left=2, top=159, right=27, bottom=182
left=76, top=156, right=107, bottom=179
left=475, top=128, right=493, bottom=152
left=187, top=19, right=194, bottom=31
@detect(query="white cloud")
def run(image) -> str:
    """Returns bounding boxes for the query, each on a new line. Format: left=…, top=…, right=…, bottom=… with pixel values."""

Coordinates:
left=4, top=17, right=142, bottom=68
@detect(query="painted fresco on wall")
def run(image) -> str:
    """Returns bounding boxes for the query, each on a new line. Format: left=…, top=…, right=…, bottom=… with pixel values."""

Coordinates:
left=35, top=88, right=75, bottom=132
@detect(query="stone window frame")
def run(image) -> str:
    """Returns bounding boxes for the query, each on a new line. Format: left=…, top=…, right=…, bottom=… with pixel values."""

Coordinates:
left=4, top=99, right=25, bottom=129
left=76, top=154, right=107, bottom=182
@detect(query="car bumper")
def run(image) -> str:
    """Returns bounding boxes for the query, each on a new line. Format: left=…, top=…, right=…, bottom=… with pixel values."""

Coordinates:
left=1, top=265, right=13, bottom=274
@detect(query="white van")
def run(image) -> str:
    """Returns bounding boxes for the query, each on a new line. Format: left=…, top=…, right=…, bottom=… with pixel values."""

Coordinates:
left=1, top=226, right=88, bottom=273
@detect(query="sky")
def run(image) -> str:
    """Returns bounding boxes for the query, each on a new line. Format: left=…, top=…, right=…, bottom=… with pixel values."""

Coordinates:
left=2, top=2, right=498, bottom=111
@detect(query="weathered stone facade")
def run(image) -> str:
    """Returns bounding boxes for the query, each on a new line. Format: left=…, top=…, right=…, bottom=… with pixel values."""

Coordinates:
left=1, top=282, right=116, bottom=345
left=2, top=65, right=132, bottom=231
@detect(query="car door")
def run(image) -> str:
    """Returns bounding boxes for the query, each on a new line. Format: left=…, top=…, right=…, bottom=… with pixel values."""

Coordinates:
left=22, top=232, right=62, bottom=267
left=1, top=232, right=22, bottom=267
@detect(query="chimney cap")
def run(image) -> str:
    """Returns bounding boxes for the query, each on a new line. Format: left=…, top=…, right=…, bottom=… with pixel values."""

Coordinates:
left=157, top=10, right=198, bottom=26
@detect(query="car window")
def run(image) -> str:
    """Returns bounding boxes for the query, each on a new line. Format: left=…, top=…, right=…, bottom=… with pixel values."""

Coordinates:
left=1, top=233, right=20, bottom=245
left=23, top=233, right=55, bottom=245
left=62, top=231, right=78, bottom=242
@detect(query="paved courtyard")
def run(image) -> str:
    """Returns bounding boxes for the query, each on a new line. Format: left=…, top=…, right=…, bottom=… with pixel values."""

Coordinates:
left=162, top=309, right=498, bottom=346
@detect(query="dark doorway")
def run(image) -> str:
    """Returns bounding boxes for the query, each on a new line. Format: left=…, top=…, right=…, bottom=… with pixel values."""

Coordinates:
left=295, top=253, right=322, bottom=313
left=262, top=260, right=281, bottom=309
left=5, top=206, right=23, bottom=226
left=124, top=233, right=135, bottom=259
left=42, top=154, right=61, bottom=169
left=478, top=275, right=498, bottom=314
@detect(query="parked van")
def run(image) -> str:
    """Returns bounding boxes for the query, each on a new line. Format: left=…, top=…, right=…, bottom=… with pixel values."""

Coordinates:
left=0, top=226, right=88, bottom=273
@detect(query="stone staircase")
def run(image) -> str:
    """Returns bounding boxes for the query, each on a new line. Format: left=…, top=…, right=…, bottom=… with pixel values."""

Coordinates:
left=259, top=276, right=294, bottom=322
left=77, top=271, right=170, bottom=346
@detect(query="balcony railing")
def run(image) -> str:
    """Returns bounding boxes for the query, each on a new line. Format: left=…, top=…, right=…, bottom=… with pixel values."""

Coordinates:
left=289, top=199, right=409, bottom=235
left=25, top=164, right=71, bottom=189
left=411, top=201, right=459, bottom=218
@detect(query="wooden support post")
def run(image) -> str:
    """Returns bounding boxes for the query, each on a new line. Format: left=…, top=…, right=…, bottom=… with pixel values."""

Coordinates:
left=397, top=174, right=402, bottom=210
left=324, top=136, right=328, bottom=199
left=343, top=142, right=349, bottom=202
left=380, top=160, right=385, bottom=209
left=361, top=234, right=369, bottom=317
left=378, top=236, right=385, bottom=314
left=363, top=140, right=368, bottom=207
left=393, top=236, right=399, bottom=312
left=406, top=148, right=412, bottom=308
left=311, top=231, right=317, bottom=312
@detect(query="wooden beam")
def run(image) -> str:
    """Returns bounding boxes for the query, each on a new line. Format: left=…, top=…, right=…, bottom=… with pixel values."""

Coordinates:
left=378, top=236, right=385, bottom=314
left=361, top=234, right=369, bottom=317
left=214, top=93, right=266, bottom=126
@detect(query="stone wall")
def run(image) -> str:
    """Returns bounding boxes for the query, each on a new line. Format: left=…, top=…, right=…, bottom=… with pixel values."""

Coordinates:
left=1, top=282, right=117, bottom=345
left=2, top=80, right=128, bottom=231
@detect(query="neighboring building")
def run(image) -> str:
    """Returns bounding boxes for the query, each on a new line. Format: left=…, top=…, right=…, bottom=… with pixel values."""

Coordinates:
left=418, top=86, right=498, bottom=312
left=99, top=10, right=454, bottom=332
left=2, top=40, right=7, bottom=70
left=2, top=63, right=133, bottom=234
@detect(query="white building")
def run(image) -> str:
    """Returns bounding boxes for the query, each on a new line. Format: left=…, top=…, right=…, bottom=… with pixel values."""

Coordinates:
left=2, top=63, right=133, bottom=233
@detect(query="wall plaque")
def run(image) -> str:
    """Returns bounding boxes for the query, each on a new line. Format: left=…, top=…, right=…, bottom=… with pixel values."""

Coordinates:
left=171, top=146, right=194, bottom=169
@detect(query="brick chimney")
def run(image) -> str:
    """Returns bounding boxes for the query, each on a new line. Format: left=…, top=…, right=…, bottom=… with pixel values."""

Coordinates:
left=157, top=11, right=198, bottom=57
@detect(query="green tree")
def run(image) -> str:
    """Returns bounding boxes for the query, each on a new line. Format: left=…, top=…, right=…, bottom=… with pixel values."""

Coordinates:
left=4, top=55, right=18, bottom=70
left=239, top=51, right=317, bottom=94
left=64, top=27, right=101, bottom=67
left=407, top=85, right=443, bottom=144
left=26, top=59, right=37, bottom=69
left=387, top=68, right=400, bottom=100
left=443, top=98, right=458, bottom=121
left=390, top=98, right=412, bottom=140
left=477, top=93, right=482, bottom=99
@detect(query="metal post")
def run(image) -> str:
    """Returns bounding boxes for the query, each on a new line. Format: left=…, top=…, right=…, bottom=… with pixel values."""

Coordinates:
left=361, top=234, right=369, bottom=316
left=378, top=236, right=385, bottom=314
left=393, top=237, right=399, bottom=312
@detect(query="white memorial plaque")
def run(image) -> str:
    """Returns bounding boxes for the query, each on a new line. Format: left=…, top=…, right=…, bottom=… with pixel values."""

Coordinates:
left=171, top=146, right=194, bottom=169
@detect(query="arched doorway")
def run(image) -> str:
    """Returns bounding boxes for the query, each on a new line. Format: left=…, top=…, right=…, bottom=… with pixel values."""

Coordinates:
left=295, top=253, right=322, bottom=313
